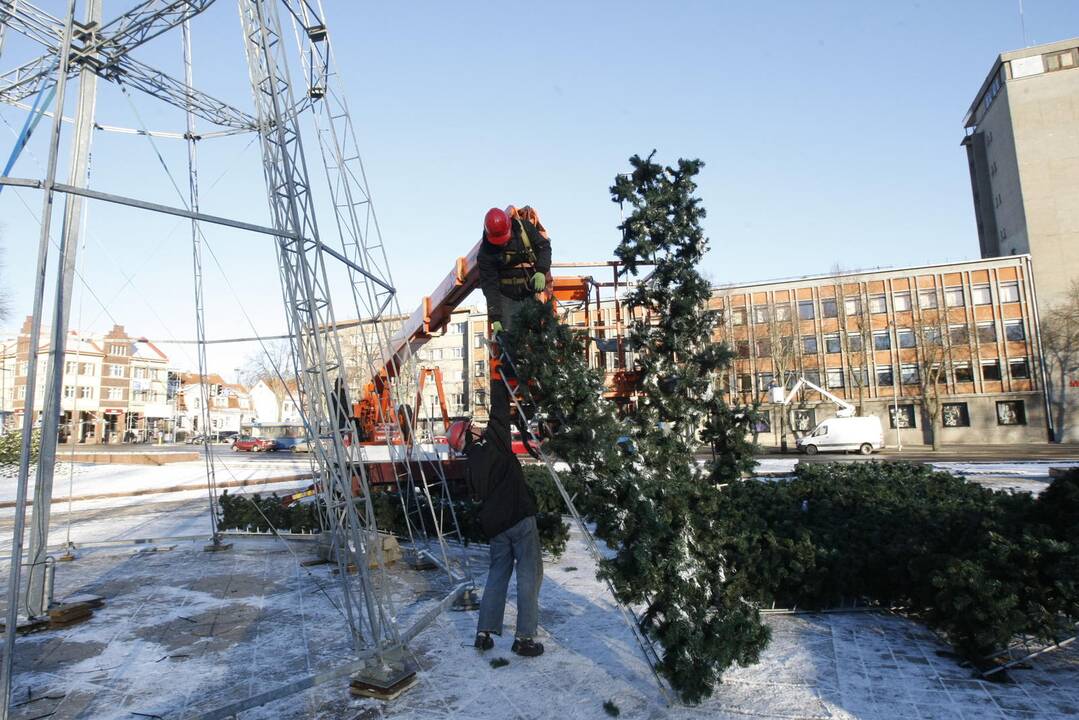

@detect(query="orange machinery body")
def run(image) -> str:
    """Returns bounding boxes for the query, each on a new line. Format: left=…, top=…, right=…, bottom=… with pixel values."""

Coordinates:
left=352, top=238, right=590, bottom=448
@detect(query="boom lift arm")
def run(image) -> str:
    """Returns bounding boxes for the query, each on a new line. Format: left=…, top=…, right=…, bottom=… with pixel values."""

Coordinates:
left=770, top=376, right=856, bottom=418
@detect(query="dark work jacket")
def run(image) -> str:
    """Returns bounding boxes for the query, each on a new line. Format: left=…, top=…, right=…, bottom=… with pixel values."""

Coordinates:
left=465, top=381, right=536, bottom=539
left=478, top=216, right=552, bottom=322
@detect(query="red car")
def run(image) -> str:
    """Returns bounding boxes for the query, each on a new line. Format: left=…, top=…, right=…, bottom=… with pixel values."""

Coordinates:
left=511, top=430, right=539, bottom=456
left=232, top=435, right=277, bottom=452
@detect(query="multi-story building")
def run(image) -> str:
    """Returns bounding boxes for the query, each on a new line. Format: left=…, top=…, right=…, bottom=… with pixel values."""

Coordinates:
left=174, top=373, right=252, bottom=438
left=8, top=318, right=172, bottom=443
left=962, top=37, right=1079, bottom=308
left=248, top=378, right=301, bottom=425
left=712, top=256, right=1049, bottom=446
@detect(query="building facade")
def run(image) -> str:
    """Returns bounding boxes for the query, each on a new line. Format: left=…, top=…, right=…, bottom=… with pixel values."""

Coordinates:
left=174, top=373, right=253, bottom=438
left=962, top=37, right=1079, bottom=308
left=6, top=319, right=172, bottom=443
left=712, top=257, right=1050, bottom=446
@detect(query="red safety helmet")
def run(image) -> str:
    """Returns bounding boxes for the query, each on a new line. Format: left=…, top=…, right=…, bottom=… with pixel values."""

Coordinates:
left=447, top=419, right=473, bottom=451
left=483, top=207, right=512, bottom=246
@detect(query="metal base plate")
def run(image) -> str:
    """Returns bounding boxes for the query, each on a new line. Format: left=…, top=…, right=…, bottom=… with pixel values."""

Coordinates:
left=407, top=551, right=438, bottom=571
left=451, top=587, right=480, bottom=612
left=349, top=671, right=417, bottom=701
left=203, top=541, right=233, bottom=553
left=349, top=649, right=418, bottom=701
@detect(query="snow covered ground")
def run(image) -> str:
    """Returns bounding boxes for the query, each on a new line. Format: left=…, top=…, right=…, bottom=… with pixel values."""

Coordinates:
left=1, top=511, right=1076, bottom=720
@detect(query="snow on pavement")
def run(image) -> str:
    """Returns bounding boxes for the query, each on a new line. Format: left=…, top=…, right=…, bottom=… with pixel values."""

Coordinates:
left=3, top=521, right=1075, bottom=720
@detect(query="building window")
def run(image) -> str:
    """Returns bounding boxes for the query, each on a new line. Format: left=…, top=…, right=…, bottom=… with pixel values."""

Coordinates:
left=753, top=411, right=772, bottom=434
left=825, top=368, right=844, bottom=389
left=1009, top=358, right=1031, bottom=379
left=132, top=367, right=146, bottom=379
left=792, top=409, right=815, bottom=433
left=1045, top=48, right=1077, bottom=72
left=802, top=336, right=818, bottom=354
left=797, top=301, right=815, bottom=321
left=65, top=361, right=77, bottom=374
left=736, top=341, right=750, bottom=359
left=918, top=289, right=938, bottom=309
left=982, top=360, right=1002, bottom=381
left=752, top=305, right=770, bottom=324
left=774, top=303, right=792, bottom=322
left=923, top=326, right=942, bottom=346
left=889, top=405, right=916, bottom=429
left=107, top=386, right=124, bottom=400
left=972, top=285, right=992, bottom=305
left=804, top=369, right=821, bottom=387
left=893, top=292, right=912, bottom=312
left=949, top=324, right=969, bottom=345
left=954, top=363, right=974, bottom=383
left=1005, top=319, right=1025, bottom=342
left=897, top=328, right=916, bottom=348
left=976, top=322, right=997, bottom=343
left=876, top=366, right=894, bottom=386
left=824, top=334, right=841, bottom=354
left=999, top=282, right=1020, bottom=303
left=847, top=333, right=864, bottom=352
left=821, top=298, right=838, bottom=318
left=18, top=362, right=28, bottom=376
left=63, top=385, right=75, bottom=399
left=756, top=339, right=772, bottom=357
left=850, top=366, right=868, bottom=387
left=942, top=403, right=970, bottom=428
left=901, top=364, right=920, bottom=384
left=996, top=401, right=1026, bottom=426
left=873, top=330, right=891, bottom=351
left=738, top=374, right=753, bottom=392
left=474, top=361, right=485, bottom=377
left=844, top=297, right=861, bottom=317
left=780, top=336, right=795, bottom=355
left=730, top=307, right=747, bottom=326
left=757, top=372, right=774, bottom=391
left=79, top=362, right=94, bottom=375
left=17, top=387, right=26, bottom=400
left=473, top=334, right=484, bottom=348
left=109, top=364, right=125, bottom=378
left=869, top=294, right=887, bottom=314
left=80, top=386, right=93, bottom=399
left=944, top=287, right=965, bottom=307
left=110, top=344, right=128, bottom=356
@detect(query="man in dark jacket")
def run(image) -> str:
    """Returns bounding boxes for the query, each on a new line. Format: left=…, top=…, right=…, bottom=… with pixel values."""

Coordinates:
left=447, top=380, right=544, bottom=657
left=478, top=205, right=552, bottom=334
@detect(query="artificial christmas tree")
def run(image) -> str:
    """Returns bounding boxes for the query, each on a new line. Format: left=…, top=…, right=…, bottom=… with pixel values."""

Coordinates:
left=503, top=152, right=768, bottom=702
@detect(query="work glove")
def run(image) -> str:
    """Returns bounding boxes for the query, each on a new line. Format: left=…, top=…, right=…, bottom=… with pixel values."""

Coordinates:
left=491, top=321, right=503, bottom=334
left=531, top=272, right=546, bottom=292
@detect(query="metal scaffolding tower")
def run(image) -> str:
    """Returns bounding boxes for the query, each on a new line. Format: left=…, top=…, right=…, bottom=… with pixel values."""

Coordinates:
left=0, top=0, right=468, bottom=713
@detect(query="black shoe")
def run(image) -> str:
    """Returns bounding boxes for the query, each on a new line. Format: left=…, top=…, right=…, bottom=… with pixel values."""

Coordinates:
left=474, top=632, right=494, bottom=651
left=511, top=637, right=544, bottom=657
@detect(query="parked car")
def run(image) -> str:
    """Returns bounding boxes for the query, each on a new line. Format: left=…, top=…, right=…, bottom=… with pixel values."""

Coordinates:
left=232, top=435, right=277, bottom=452
left=796, top=416, right=883, bottom=456
left=292, top=438, right=315, bottom=453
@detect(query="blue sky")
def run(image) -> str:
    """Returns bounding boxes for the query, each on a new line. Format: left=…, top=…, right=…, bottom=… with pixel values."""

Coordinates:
left=2, top=0, right=1078, bottom=375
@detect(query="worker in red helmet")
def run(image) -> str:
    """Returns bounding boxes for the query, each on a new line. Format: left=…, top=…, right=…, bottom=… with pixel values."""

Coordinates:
left=478, top=205, right=552, bottom=334
left=447, top=380, right=544, bottom=658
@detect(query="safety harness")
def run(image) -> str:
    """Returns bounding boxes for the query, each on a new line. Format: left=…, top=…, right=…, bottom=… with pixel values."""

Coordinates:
left=498, top=219, right=539, bottom=288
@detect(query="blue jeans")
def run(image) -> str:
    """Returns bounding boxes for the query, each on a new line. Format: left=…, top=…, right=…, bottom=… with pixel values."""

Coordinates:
left=477, top=515, right=543, bottom=639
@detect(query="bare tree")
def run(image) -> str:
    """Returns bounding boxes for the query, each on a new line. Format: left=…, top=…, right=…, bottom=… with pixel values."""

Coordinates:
left=911, top=315, right=956, bottom=451
left=241, top=339, right=295, bottom=406
left=834, top=273, right=872, bottom=416
left=764, top=301, right=799, bottom=450
left=1042, top=280, right=1079, bottom=443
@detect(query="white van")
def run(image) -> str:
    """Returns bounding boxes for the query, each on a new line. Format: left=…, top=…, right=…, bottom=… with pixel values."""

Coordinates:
left=796, top=416, right=884, bottom=455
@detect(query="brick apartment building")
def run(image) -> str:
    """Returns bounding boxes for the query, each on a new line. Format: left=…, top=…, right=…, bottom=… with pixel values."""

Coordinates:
left=712, top=256, right=1050, bottom=446
left=6, top=318, right=172, bottom=443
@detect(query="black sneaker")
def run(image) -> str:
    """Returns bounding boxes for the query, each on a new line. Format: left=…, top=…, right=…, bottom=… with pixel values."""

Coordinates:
left=474, top=632, right=493, bottom=651
left=511, top=637, right=544, bottom=657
